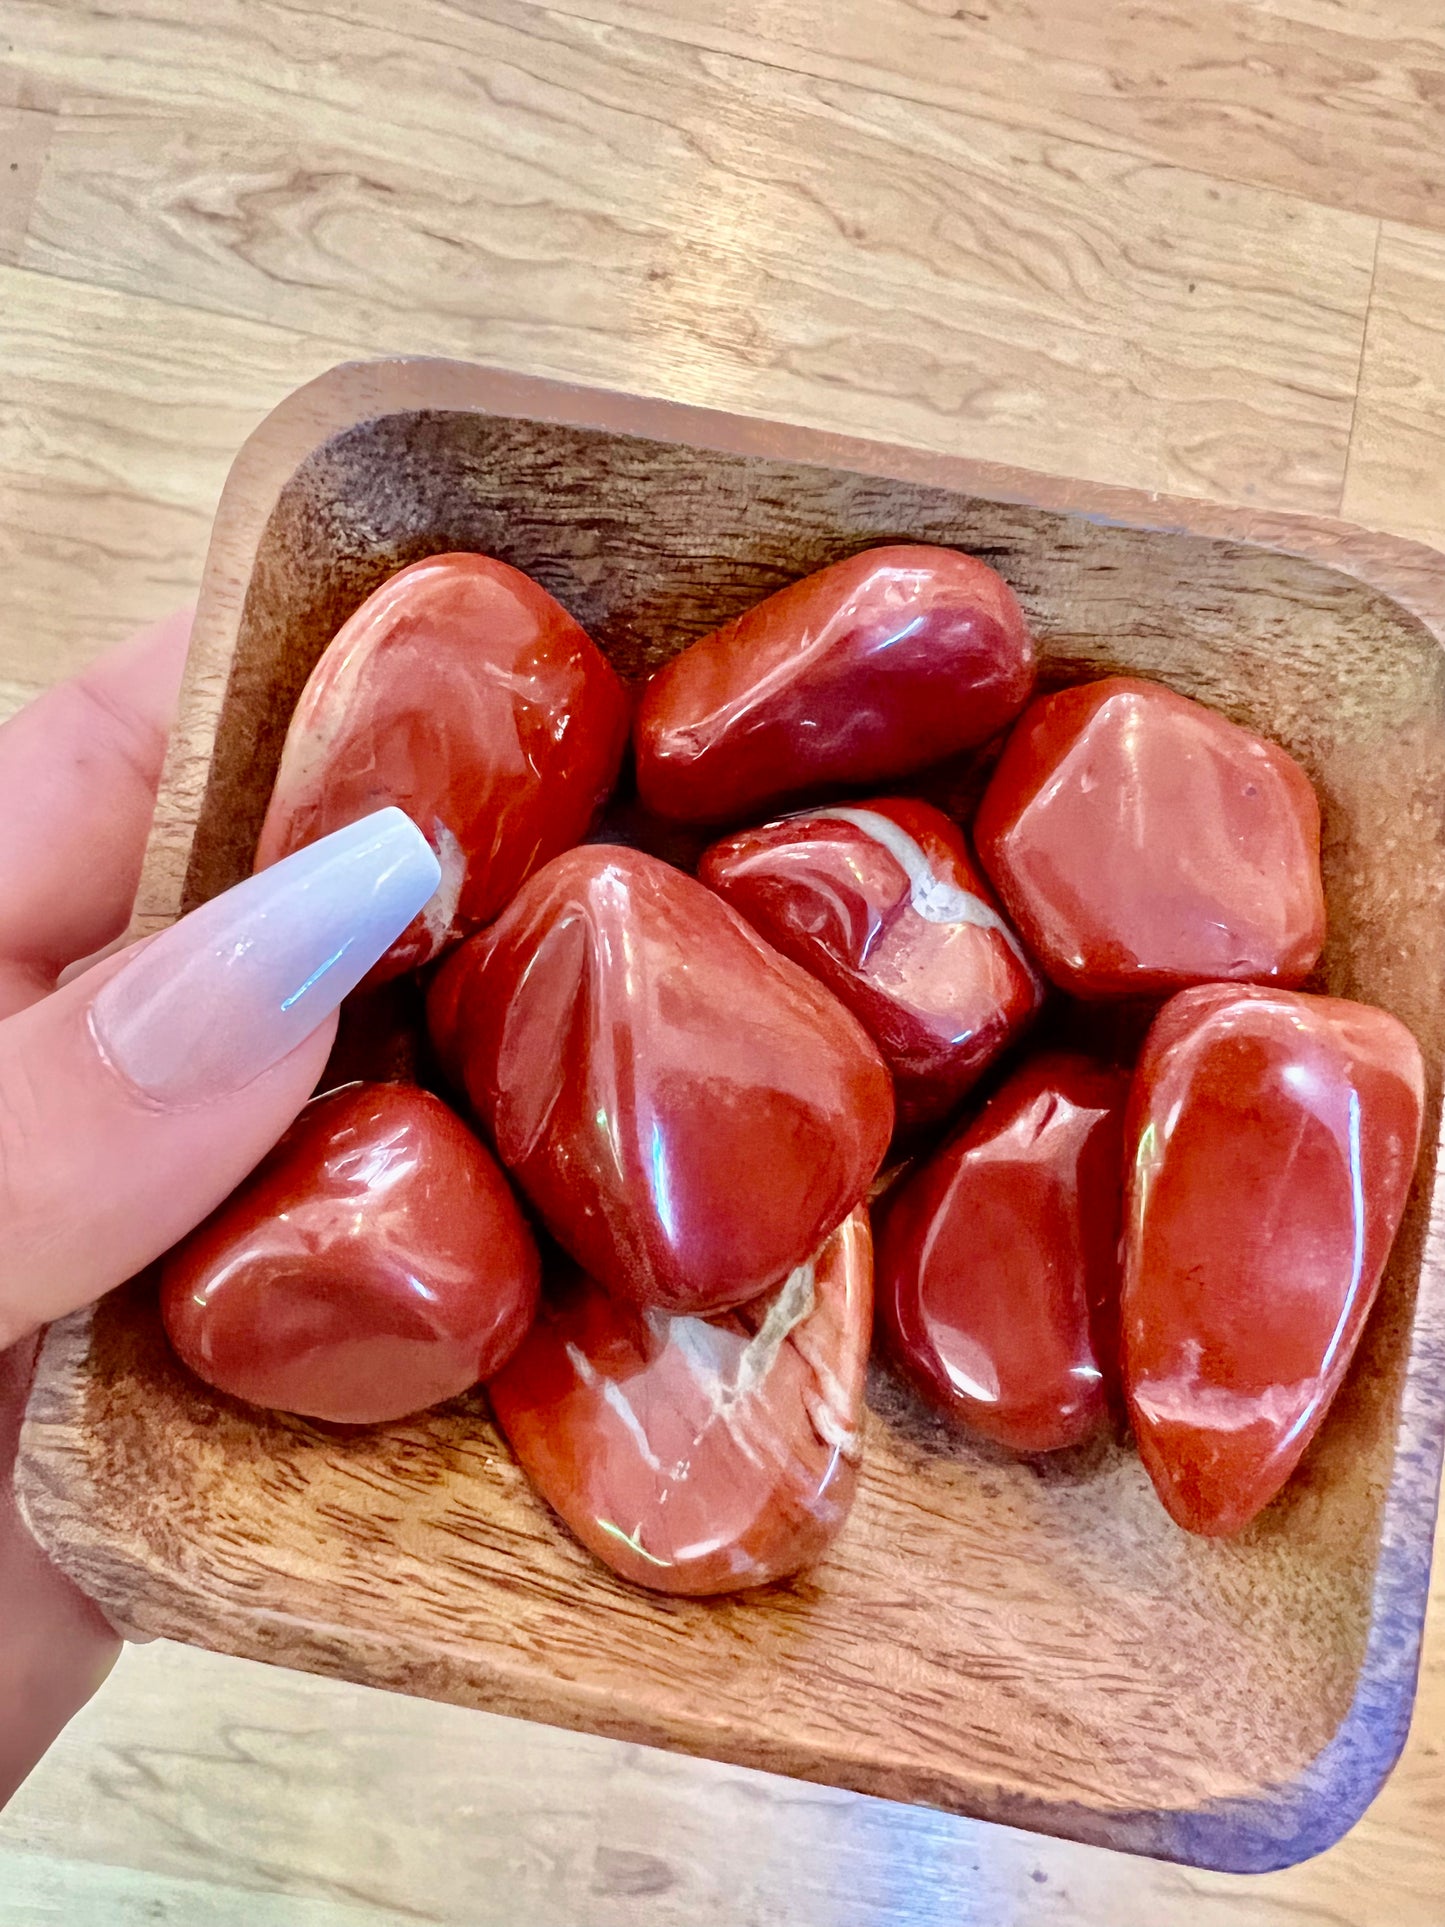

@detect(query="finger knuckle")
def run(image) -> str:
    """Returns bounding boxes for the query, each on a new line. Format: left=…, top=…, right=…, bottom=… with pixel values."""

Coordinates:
left=50, top=676, right=166, bottom=802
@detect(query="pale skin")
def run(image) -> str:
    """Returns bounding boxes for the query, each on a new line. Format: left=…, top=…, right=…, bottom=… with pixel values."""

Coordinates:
left=0, top=615, right=344, bottom=1805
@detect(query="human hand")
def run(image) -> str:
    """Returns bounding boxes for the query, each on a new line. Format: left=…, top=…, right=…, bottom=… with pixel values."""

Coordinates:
left=0, top=614, right=439, bottom=1806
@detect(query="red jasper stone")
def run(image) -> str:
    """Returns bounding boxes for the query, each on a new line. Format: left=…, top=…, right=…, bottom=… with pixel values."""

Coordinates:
left=699, top=797, right=1042, bottom=1129
left=634, top=545, right=1035, bottom=824
left=1124, top=986, right=1424, bottom=1536
left=429, top=844, right=894, bottom=1316
left=877, top=1052, right=1130, bottom=1451
left=255, top=553, right=629, bottom=981
left=974, top=676, right=1326, bottom=999
left=160, top=1083, right=540, bottom=1425
left=490, top=1209, right=872, bottom=1594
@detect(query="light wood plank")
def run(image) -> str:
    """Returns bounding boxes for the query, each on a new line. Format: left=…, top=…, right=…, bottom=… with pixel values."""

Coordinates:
left=0, top=263, right=362, bottom=686
left=0, top=1847, right=397, bottom=1927
left=0, top=56, right=62, bottom=114
left=0, top=686, right=39, bottom=724
left=0, top=105, right=52, bottom=263
left=1344, top=224, right=1445, bottom=551
left=344, top=0, right=1445, bottom=234
left=13, top=1, right=1379, bottom=513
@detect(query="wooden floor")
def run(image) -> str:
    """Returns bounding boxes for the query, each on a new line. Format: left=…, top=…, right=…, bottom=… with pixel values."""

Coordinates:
left=2, top=1, right=1445, bottom=1920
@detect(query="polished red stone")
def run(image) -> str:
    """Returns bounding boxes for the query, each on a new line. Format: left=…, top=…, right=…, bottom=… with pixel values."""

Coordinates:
left=699, top=796, right=1042, bottom=1129
left=255, top=553, right=629, bottom=981
left=877, top=1052, right=1129, bottom=1451
left=429, top=844, right=894, bottom=1315
left=974, top=676, right=1326, bottom=999
left=490, top=1209, right=872, bottom=1594
left=634, top=545, right=1035, bottom=824
left=1124, top=986, right=1424, bottom=1535
left=161, top=1083, right=540, bottom=1425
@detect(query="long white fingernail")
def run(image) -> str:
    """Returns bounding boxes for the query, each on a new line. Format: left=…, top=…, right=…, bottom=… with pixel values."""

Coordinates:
left=90, top=809, right=441, bottom=1106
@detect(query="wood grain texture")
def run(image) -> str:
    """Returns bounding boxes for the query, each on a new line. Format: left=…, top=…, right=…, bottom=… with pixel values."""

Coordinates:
left=448, top=0, right=1445, bottom=233
left=2, top=1632, right=1440, bottom=1927
left=1345, top=224, right=1445, bottom=552
left=0, top=263, right=362, bottom=696
left=9, top=0, right=1380, bottom=512
left=0, top=104, right=50, bottom=264
left=18, top=362, right=1445, bottom=1875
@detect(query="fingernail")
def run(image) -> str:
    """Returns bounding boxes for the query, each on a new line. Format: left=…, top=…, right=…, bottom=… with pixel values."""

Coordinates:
left=90, top=808, right=441, bottom=1106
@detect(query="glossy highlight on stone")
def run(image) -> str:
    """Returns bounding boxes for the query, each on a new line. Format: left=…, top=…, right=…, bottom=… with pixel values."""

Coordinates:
left=974, top=676, right=1326, bottom=999
left=877, top=1053, right=1129, bottom=1451
left=161, top=1083, right=540, bottom=1425
left=634, top=545, right=1035, bottom=824
left=255, top=553, right=629, bottom=980
left=489, top=1209, right=872, bottom=1594
left=1124, top=986, right=1424, bottom=1536
left=699, top=797, right=1042, bottom=1129
left=429, top=844, right=894, bottom=1315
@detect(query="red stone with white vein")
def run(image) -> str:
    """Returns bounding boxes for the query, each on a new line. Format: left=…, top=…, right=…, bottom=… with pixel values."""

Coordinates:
left=489, top=1209, right=872, bottom=1593
left=1124, top=985, right=1424, bottom=1535
left=700, top=796, right=1042, bottom=1128
left=255, top=553, right=629, bottom=982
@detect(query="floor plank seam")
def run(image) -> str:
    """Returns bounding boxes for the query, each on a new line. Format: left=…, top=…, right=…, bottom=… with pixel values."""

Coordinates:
left=1340, top=217, right=1386, bottom=521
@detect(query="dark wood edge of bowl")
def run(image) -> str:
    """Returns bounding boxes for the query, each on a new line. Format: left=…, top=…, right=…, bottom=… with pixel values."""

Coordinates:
left=19, top=358, right=1445, bottom=1871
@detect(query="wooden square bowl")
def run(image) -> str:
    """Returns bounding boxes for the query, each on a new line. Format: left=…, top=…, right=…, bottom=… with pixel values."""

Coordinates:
left=17, top=361, right=1445, bottom=1873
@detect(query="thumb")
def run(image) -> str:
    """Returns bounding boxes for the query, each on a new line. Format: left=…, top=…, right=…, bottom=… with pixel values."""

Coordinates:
left=0, top=808, right=440, bottom=1349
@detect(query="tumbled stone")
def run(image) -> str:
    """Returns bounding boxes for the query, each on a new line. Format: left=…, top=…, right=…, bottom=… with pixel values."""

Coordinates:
left=161, top=1083, right=540, bottom=1424
left=490, top=1209, right=872, bottom=1593
left=634, top=546, right=1034, bottom=824
left=877, top=1052, right=1129, bottom=1451
left=1123, top=985, right=1424, bottom=1535
left=974, top=676, right=1325, bottom=999
left=429, top=844, right=893, bottom=1315
left=700, top=796, right=1041, bottom=1128
left=255, top=553, right=629, bottom=980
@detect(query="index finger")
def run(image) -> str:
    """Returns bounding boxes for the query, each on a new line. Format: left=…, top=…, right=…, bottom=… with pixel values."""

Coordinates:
left=0, top=612, right=191, bottom=1016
